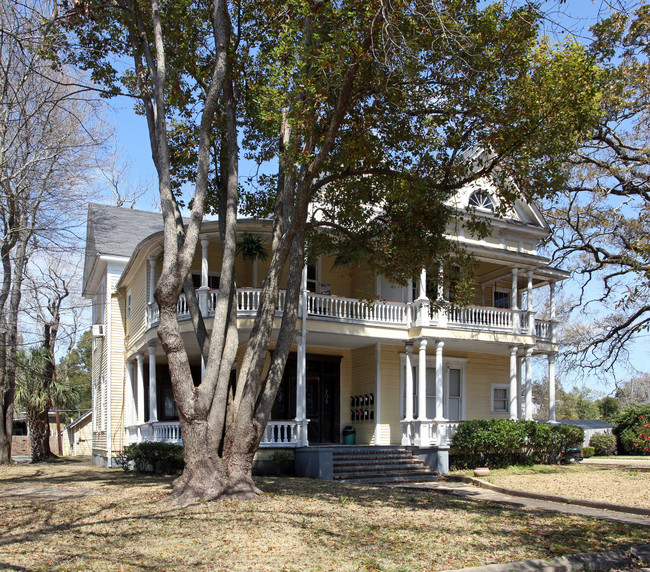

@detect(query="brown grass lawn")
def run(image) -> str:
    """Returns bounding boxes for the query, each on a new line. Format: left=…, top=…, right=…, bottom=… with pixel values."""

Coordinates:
left=471, top=464, right=650, bottom=509
left=0, top=461, right=648, bottom=572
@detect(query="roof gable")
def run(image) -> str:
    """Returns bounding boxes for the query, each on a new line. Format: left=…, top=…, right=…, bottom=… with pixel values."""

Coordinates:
left=83, top=203, right=164, bottom=295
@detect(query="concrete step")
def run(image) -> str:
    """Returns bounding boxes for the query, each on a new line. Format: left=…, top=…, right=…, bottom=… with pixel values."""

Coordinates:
left=330, top=446, right=438, bottom=484
left=334, top=468, right=436, bottom=480
left=340, top=474, right=442, bottom=485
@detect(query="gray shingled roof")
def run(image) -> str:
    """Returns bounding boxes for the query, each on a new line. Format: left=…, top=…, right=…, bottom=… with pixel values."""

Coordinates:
left=554, top=419, right=613, bottom=430
left=83, top=203, right=164, bottom=292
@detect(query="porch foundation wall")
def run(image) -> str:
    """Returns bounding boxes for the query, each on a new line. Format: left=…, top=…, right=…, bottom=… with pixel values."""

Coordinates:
left=411, top=446, right=449, bottom=474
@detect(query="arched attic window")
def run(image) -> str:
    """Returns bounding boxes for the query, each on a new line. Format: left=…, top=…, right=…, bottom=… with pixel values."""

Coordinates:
left=468, top=190, right=495, bottom=211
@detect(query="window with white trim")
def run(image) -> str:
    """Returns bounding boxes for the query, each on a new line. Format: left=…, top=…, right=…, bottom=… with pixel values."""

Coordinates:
left=400, top=355, right=466, bottom=420
left=491, top=383, right=510, bottom=413
left=126, top=290, right=132, bottom=319
left=468, top=190, right=495, bottom=211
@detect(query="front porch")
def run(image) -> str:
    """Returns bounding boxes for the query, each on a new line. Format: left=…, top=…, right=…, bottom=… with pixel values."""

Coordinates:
left=125, top=419, right=307, bottom=448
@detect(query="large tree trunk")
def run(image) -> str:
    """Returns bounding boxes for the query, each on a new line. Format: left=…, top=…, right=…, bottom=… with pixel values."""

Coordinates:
left=0, top=331, right=12, bottom=464
left=28, top=408, right=51, bottom=462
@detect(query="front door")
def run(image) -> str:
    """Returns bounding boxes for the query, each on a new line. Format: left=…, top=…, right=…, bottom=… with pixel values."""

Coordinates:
left=273, top=354, right=341, bottom=444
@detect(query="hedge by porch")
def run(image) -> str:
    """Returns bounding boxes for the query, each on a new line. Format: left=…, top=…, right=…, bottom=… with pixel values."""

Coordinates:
left=450, top=419, right=584, bottom=469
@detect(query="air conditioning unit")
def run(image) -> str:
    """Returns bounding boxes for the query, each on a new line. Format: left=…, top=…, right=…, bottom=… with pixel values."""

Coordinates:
left=91, top=324, right=105, bottom=338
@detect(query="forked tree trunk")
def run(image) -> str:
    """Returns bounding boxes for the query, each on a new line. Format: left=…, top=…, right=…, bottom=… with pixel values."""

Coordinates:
left=169, top=419, right=261, bottom=504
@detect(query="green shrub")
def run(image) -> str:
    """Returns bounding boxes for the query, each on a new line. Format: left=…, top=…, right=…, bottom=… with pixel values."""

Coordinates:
left=613, top=405, right=650, bottom=455
left=450, top=420, right=584, bottom=469
left=589, top=432, right=617, bottom=456
left=582, top=446, right=595, bottom=458
left=272, top=450, right=295, bottom=475
left=117, top=442, right=184, bottom=474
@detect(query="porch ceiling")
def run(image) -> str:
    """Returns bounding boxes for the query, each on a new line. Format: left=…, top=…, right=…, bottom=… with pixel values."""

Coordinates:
left=145, top=325, right=545, bottom=359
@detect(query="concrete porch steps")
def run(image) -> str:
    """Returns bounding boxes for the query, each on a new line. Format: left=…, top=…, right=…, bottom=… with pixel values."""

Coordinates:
left=332, top=447, right=439, bottom=484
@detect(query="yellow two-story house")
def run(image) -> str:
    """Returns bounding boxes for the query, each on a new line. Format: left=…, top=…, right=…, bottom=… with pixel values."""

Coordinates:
left=83, top=183, right=565, bottom=476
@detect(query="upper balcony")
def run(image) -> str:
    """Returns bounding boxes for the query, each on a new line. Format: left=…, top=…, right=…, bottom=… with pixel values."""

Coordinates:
left=145, top=287, right=555, bottom=343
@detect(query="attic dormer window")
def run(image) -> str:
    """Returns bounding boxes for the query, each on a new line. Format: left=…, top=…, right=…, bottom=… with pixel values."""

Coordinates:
left=468, top=190, right=495, bottom=211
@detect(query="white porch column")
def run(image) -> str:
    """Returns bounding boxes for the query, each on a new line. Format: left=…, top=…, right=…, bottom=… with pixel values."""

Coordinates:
left=548, top=353, right=557, bottom=423
left=511, top=267, right=520, bottom=333
left=509, top=346, right=519, bottom=420
left=434, top=340, right=445, bottom=421
left=199, top=238, right=210, bottom=315
left=417, top=338, right=428, bottom=420
left=416, top=338, right=430, bottom=446
left=201, top=238, right=209, bottom=288
left=524, top=347, right=533, bottom=420
left=527, top=270, right=535, bottom=336
left=136, top=353, right=145, bottom=424
left=404, top=342, right=414, bottom=421
left=148, top=343, right=158, bottom=423
left=415, top=267, right=430, bottom=327
left=402, top=341, right=414, bottom=446
left=550, top=282, right=557, bottom=344
left=125, top=360, right=135, bottom=427
left=296, top=264, right=308, bottom=446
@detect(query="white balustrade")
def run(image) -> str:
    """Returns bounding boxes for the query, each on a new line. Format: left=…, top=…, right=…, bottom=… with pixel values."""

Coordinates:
left=535, top=319, right=552, bottom=341
left=401, top=419, right=460, bottom=447
left=260, top=420, right=299, bottom=447
left=147, top=303, right=160, bottom=329
left=146, top=288, right=553, bottom=341
left=152, top=422, right=182, bottom=444
left=307, top=293, right=408, bottom=324
left=447, top=305, right=514, bottom=329
left=177, top=294, right=189, bottom=318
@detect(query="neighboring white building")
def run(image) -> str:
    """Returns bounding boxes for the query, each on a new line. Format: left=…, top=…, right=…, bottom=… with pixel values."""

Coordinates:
left=83, top=183, right=566, bottom=474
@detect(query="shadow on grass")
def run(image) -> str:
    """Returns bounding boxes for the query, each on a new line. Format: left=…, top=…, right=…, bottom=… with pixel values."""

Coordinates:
left=0, top=462, right=647, bottom=571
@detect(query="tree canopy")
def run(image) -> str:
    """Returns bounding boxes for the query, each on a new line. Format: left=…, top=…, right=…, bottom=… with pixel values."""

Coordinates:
left=544, top=4, right=650, bottom=374
left=59, top=0, right=602, bottom=502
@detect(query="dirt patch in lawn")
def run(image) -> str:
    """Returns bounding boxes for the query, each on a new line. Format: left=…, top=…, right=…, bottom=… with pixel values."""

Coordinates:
left=0, top=462, right=648, bottom=571
left=479, top=464, right=650, bottom=509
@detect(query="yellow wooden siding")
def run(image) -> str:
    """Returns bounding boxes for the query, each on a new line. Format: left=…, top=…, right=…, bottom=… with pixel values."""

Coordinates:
left=320, top=256, right=353, bottom=297
left=125, top=258, right=148, bottom=349
left=110, top=292, right=127, bottom=454
left=465, top=353, right=510, bottom=419
left=379, top=345, right=402, bottom=445
left=93, top=431, right=107, bottom=451
left=348, top=345, right=376, bottom=444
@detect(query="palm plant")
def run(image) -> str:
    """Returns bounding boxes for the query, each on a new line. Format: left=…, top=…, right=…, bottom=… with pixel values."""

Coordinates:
left=15, top=346, right=79, bottom=462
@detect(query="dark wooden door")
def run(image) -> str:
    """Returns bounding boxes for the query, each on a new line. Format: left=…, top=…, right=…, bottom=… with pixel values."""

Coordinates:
left=272, top=354, right=340, bottom=444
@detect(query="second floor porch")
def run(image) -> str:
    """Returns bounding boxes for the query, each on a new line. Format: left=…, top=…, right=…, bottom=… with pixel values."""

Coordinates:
left=145, top=285, right=556, bottom=343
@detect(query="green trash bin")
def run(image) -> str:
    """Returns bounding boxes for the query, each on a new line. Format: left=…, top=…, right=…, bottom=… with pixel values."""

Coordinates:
left=343, top=425, right=355, bottom=445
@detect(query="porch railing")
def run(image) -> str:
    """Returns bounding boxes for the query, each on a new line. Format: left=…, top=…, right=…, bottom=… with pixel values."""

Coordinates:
left=306, top=293, right=409, bottom=325
left=146, top=288, right=554, bottom=341
left=446, top=306, right=517, bottom=331
left=125, top=420, right=302, bottom=449
left=125, top=421, right=183, bottom=446
left=259, top=420, right=303, bottom=447
left=400, top=419, right=460, bottom=448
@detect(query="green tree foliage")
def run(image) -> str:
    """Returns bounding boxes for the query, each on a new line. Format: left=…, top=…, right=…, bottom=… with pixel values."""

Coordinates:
left=597, top=396, right=621, bottom=422
left=532, top=379, right=601, bottom=420
left=58, top=330, right=92, bottom=412
left=57, top=0, right=602, bottom=502
left=613, top=404, right=650, bottom=455
left=545, top=5, right=650, bottom=373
